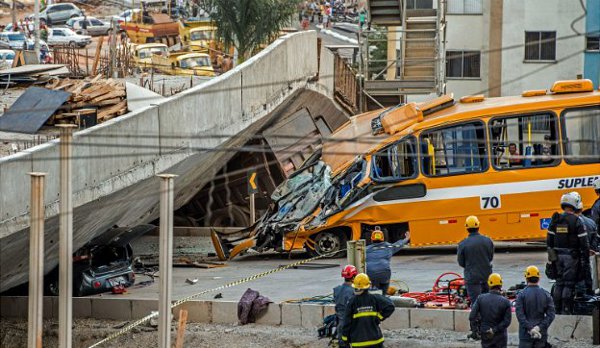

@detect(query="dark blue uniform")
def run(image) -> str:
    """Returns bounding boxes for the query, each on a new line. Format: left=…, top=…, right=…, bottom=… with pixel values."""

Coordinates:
left=341, top=291, right=395, bottom=347
left=547, top=212, right=589, bottom=314
left=458, top=231, right=494, bottom=304
left=334, top=283, right=354, bottom=346
left=515, top=285, right=555, bottom=348
left=469, top=290, right=512, bottom=348
left=366, top=239, right=407, bottom=295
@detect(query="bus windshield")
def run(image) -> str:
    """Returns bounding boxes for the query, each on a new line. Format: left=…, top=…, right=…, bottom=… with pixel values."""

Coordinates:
left=137, top=46, right=167, bottom=59
left=190, top=30, right=214, bottom=41
left=180, top=56, right=210, bottom=69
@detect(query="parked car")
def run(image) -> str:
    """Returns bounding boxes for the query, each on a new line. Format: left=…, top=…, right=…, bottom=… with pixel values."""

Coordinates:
left=67, top=16, right=112, bottom=36
left=0, top=32, right=34, bottom=50
left=45, top=224, right=155, bottom=297
left=27, top=3, right=84, bottom=25
left=47, top=28, right=92, bottom=48
left=0, top=49, right=15, bottom=68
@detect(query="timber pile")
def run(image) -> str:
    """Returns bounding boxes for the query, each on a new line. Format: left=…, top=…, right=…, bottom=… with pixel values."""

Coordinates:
left=45, top=75, right=128, bottom=124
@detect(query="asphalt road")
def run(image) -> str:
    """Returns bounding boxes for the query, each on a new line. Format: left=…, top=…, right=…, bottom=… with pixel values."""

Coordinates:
left=122, top=237, right=550, bottom=303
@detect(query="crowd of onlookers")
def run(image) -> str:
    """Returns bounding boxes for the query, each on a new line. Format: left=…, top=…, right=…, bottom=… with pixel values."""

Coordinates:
left=298, top=0, right=365, bottom=30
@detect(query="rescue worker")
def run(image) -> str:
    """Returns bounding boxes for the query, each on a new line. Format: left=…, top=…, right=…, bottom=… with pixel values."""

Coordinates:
left=340, top=273, right=395, bottom=348
left=366, top=227, right=410, bottom=295
left=592, top=178, right=600, bottom=227
left=334, top=265, right=358, bottom=347
left=458, top=215, right=494, bottom=305
left=515, top=266, right=555, bottom=348
left=546, top=192, right=590, bottom=314
left=573, top=191, right=599, bottom=296
left=469, top=273, right=512, bottom=348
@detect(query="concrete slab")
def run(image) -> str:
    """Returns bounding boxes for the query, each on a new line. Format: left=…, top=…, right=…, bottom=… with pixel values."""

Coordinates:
left=300, top=304, right=324, bottom=328
left=381, top=308, right=410, bottom=330
left=131, top=299, right=158, bottom=319
left=256, top=303, right=281, bottom=325
left=72, top=297, right=92, bottom=318
left=211, top=301, right=238, bottom=324
left=323, top=304, right=336, bottom=317
left=281, top=303, right=302, bottom=326
left=0, top=296, right=26, bottom=318
left=453, top=310, right=471, bottom=332
left=410, top=309, right=454, bottom=330
left=91, top=298, right=132, bottom=320
left=174, top=300, right=212, bottom=323
left=548, top=315, right=593, bottom=340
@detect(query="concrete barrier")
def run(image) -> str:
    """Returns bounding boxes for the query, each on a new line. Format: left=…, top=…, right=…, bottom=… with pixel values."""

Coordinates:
left=1, top=296, right=595, bottom=343
left=0, top=31, right=322, bottom=292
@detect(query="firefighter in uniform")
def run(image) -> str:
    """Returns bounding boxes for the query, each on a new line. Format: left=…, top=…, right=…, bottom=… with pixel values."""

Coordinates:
left=546, top=192, right=590, bottom=314
left=592, top=178, right=600, bottom=227
left=340, top=273, right=395, bottom=348
left=458, top=215, right=495, bottom=305
left=366, top=227, right=410, bottom=295
left=469, top=273, right=512, bottom=348
left=515, top=266, right=555, bottom=348
left=334, top=265, right=358, bottom=347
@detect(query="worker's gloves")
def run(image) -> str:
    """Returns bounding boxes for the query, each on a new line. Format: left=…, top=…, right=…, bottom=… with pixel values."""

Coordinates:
left=483, top=328, right=494, bottom=340
left=529, top=326, right=542, bottom=340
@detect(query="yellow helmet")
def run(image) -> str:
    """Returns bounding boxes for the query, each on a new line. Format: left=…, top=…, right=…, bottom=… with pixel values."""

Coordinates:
left=352, top=273, right=371, bottom=290
left=487, top=273, right=503, bottom=287
left=371, top=227, right=385, bottom=242
left=524, top=265, right=540, bottom=279
left=465, top=215, right=480, bottom=229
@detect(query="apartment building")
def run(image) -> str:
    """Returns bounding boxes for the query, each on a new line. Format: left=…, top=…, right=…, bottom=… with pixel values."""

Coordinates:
left=444, top=0, right=586, bottom=98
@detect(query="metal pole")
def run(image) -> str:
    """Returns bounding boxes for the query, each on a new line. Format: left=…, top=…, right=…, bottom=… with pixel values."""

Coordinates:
left=249, top=193, right=256, bottom=224
left=58, top=124, right=76, bottom=348
left=356, top=239, right=366, bottom=274
left=158, top=174, right=177, bottom=348
left=34, top=0, right=40, bottom=63
left=28, top=172, right=46, bottom=348
left=11, top=0, right=16, bottom=28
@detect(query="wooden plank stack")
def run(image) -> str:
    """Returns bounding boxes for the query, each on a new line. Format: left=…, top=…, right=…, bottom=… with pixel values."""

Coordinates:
left=45, top=75, right=128, bottom=125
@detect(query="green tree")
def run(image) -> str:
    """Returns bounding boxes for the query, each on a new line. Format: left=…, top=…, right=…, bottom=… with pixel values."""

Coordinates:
left=202, top=0, right=300, bottom=63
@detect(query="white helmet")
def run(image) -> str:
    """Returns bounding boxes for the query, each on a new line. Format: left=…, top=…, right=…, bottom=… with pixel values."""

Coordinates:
left=594, top=178, right=600, bottom=191
left=561, top=192, right=581, bottom=210
left=570, top=191, right=584, bottom=210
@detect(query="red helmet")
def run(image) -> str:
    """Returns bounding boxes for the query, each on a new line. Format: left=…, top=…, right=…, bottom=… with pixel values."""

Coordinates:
left=341, top=265, right=358, bottom=280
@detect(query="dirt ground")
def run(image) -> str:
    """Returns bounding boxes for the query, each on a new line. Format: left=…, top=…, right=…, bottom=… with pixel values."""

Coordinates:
left=1, top=318, right=597, bottom=348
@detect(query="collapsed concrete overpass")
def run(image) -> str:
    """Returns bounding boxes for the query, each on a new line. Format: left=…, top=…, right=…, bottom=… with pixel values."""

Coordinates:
left=0, top=31, right=348, bottom=291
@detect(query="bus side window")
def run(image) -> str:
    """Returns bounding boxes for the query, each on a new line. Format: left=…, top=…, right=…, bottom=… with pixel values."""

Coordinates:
left=490, top=113, right=558, bottom=169
left=371, top=136, right=417, bottom=182
left=561, top=107, right=600, bottom=164
left=420, top=121, right=488, bottom=177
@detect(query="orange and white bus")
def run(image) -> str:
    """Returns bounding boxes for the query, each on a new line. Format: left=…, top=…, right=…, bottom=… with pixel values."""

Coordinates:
left=212, top=79, right=600, bottom=259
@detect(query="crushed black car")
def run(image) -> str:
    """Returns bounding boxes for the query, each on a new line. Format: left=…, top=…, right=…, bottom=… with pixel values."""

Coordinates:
left=45, top=224, right=155, bottom=297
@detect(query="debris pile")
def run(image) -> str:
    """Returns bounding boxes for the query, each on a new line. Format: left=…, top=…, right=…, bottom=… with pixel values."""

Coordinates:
left=45, top=75, right=128, bottom=125
left=0, top=64, right=70, bottom=87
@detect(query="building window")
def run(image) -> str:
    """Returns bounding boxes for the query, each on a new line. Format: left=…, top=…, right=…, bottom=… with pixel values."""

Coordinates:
left=406, top=0, right=433, bottom=9
left=524, top=31, right=556, bottom=61
left=446, top=50, right=480, bottom=78
left=586, top=35, right=600, bottom=51
left=561, top=107, right=600, bottom=164
left=447, top=0, right=482, bottom=14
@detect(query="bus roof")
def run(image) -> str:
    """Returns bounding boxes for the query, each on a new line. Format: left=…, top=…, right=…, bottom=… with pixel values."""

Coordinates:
left=323, top=89, right=600, bottom=173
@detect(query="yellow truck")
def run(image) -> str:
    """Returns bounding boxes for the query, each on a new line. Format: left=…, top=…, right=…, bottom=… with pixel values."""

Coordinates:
left=151, top=51, right=215, bottom=77
left=131, top=43, right=169, bottom=69
left=123, top=12, right=179, bottom=45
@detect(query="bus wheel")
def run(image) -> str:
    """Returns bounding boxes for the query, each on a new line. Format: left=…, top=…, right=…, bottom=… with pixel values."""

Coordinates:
left=309, top=230, right=347, bottom=258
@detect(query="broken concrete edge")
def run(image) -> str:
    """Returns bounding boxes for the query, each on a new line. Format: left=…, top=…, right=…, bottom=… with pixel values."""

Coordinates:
left=0, top=296, right=594, bottom=341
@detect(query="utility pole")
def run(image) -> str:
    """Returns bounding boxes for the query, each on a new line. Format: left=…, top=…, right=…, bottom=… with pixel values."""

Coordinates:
left=11, top=0, right=16, bottom=28
left=28, top=172, right=46, bottom=348
left=34, top=0, right=40, bottom=63
left=58, top=124, right=76, bottom=348
left=158, top=174, right=177, bottom=348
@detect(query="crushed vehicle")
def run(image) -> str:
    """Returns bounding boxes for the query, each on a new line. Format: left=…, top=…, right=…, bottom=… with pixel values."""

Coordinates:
left=45, top=224, right=155, bottom=296
left=131, top=42, right=169, bottom=68
left=212, top=82, right=600, bottom=260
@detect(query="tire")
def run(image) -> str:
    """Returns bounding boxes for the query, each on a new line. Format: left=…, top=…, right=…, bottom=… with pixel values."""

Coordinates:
left=308, top=230, right=347, bottom=257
